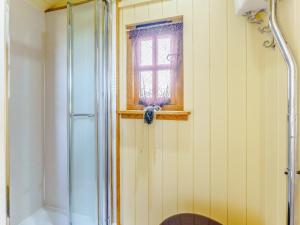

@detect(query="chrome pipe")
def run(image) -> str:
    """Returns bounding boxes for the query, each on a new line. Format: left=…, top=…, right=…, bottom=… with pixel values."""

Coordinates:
left=269, top=1, right=298, bottom=225
left=96, top=0, right=112, bottom=224
left=66, top=2, right=73, bottom=224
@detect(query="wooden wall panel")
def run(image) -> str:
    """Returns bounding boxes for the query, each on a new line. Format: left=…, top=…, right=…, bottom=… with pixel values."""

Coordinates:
left=148, top=121, right=163, bottom=225
left=120, top=120, right=136, bottom=225
left=246, top=20, right=265, bottom=225
left=135, top=121, right=149, bottom=225
left=227, top=1, right=247, bottom=225
left=209, top=0, right=228, bottom=224
left=177, top=0, right=194, bottom=214
left=119, top=1, right=300, bottom=225
left=162, top=121, right=178, bottom=219
left=264, top=46, right=278, bottom=225
left=192, top=0, right=210, bottom=218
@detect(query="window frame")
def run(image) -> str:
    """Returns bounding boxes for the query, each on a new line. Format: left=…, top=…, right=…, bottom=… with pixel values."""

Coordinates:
left=126, top=16, right=184, bottom=111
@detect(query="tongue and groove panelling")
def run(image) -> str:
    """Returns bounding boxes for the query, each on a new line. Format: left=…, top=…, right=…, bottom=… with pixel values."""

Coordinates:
left=118, top=0, right=289, bottom=225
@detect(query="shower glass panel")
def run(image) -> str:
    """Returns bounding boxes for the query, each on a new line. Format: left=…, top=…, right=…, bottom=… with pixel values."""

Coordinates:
left=68, top=1, right=111, bottom=225
left=68, top=1, right=99, bottom=225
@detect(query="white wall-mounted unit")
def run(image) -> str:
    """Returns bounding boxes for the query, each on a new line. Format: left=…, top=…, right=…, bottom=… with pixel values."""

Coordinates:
left=234, top=0, right=268, bottom=15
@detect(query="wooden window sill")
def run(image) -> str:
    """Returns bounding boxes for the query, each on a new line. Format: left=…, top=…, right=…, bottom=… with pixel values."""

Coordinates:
left=118, top=110, right=191, bottom=121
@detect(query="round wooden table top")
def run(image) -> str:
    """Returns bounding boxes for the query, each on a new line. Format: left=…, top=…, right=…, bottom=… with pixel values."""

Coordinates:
left=160, top=214, right=222, bottom=225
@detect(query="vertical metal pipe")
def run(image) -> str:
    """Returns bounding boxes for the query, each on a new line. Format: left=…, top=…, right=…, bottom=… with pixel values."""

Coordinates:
left=67, top=2, right=73, bottom=224
left=269, top=1, right=298, bottom=225
left=96, top=1, right=111, bottom=224
left=95, top=1, right=101, bottom=224
left=2, top=0, right=10, bottom=223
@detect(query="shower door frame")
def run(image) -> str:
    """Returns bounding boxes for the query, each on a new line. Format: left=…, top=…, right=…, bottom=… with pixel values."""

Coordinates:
left=0, top=0, right=8, bottom=224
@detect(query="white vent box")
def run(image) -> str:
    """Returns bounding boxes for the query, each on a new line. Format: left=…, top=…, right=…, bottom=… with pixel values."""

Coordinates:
left=234, top=0, right=268, bottom=15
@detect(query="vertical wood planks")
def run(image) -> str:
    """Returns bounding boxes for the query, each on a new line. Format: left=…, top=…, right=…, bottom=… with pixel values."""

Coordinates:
left=227, top=1, right=247, bottom=225
left=246, top=21, right=265, bottom=225
left=120, top=6, right=136, bottom=225
left=148, top=121, right=163, bottom=225
left=162, top=0, right=178, bottom=18
left=263, top=47, right=278, bottom=225
left=135, top=120, right=149, bottom=225
left=148, top=1, right=163, bottom=21
left=121, top=119, right=136, bottom=225
left=276, top=46, right=288, bottom=225
left=117, top=0, right=295, bottom=225
left=193, top=0, right=211, bottom=217
left=162, top=121, right=178, bottom=219
left=209, top=0, right=228, bottom=224
left=177, top=0, right=194, bottom=214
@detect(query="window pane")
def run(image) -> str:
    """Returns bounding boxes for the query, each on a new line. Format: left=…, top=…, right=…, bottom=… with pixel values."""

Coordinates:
left=140, top=71, right=153, bottom=98
left=140, top=39, right=153, bottom=66
left=157, top=37, right=171, bottom=65
left=157, top=70, right=171, bottom=98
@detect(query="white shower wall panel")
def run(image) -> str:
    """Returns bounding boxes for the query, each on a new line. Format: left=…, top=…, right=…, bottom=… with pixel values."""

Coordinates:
left=44, top=9, right=69, bottom=213
left=9, top=0, right=45, bottom=224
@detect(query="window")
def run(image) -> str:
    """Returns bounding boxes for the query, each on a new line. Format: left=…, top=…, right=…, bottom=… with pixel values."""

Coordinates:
left=126, top=17, right=183, bottom=111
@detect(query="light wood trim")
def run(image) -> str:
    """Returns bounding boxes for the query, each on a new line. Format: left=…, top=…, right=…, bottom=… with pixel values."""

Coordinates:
left=45, top=5, right=67, bottom=12
left=118, top=110, right=191, bottom=120
left=116, top=1, right=121, bottom=225
left=44, top=0, right=93, bottom=13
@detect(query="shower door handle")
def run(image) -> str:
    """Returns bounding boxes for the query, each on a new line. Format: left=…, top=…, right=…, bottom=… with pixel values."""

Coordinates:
left=71, top=113, right=95, bottom=118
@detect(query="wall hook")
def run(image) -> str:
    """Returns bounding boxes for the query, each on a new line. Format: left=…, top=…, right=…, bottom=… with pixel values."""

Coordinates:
left=263, top=37, right=276, bottom=48
left=258, top=25, right=271, bottom=34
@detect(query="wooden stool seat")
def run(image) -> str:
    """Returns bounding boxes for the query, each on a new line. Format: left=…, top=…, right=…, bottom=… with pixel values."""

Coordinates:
left=160, top=213, right=222, bottom=225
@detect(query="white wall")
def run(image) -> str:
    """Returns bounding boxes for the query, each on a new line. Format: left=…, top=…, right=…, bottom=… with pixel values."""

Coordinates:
left=44, top=9, right=69, bottom=213
left=9, top=0, right=45, bottom=224
left=0, top=0, right=7, bottom=224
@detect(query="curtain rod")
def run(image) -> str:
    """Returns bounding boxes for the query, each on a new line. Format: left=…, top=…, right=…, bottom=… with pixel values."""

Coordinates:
left=126, top=16, right=183, bottom=31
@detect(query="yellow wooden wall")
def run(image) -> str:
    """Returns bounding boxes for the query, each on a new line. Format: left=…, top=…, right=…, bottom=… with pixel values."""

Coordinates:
left=119, top=0, right=300, bottom=225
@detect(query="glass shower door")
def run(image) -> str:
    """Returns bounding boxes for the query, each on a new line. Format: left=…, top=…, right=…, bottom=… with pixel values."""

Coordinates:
left=68, top=1, right=99, bottom=225
left=68, top=1, right=111, bottom=224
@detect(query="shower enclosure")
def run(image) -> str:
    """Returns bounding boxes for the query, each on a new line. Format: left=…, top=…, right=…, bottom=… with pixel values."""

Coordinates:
left=6, top=0, right=114, bottom=225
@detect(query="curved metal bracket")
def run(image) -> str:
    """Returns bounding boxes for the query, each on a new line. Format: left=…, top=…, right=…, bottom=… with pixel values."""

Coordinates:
left=243, top=9, right=277, bottom=49
left=263, top=37, right=276, bottom=48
